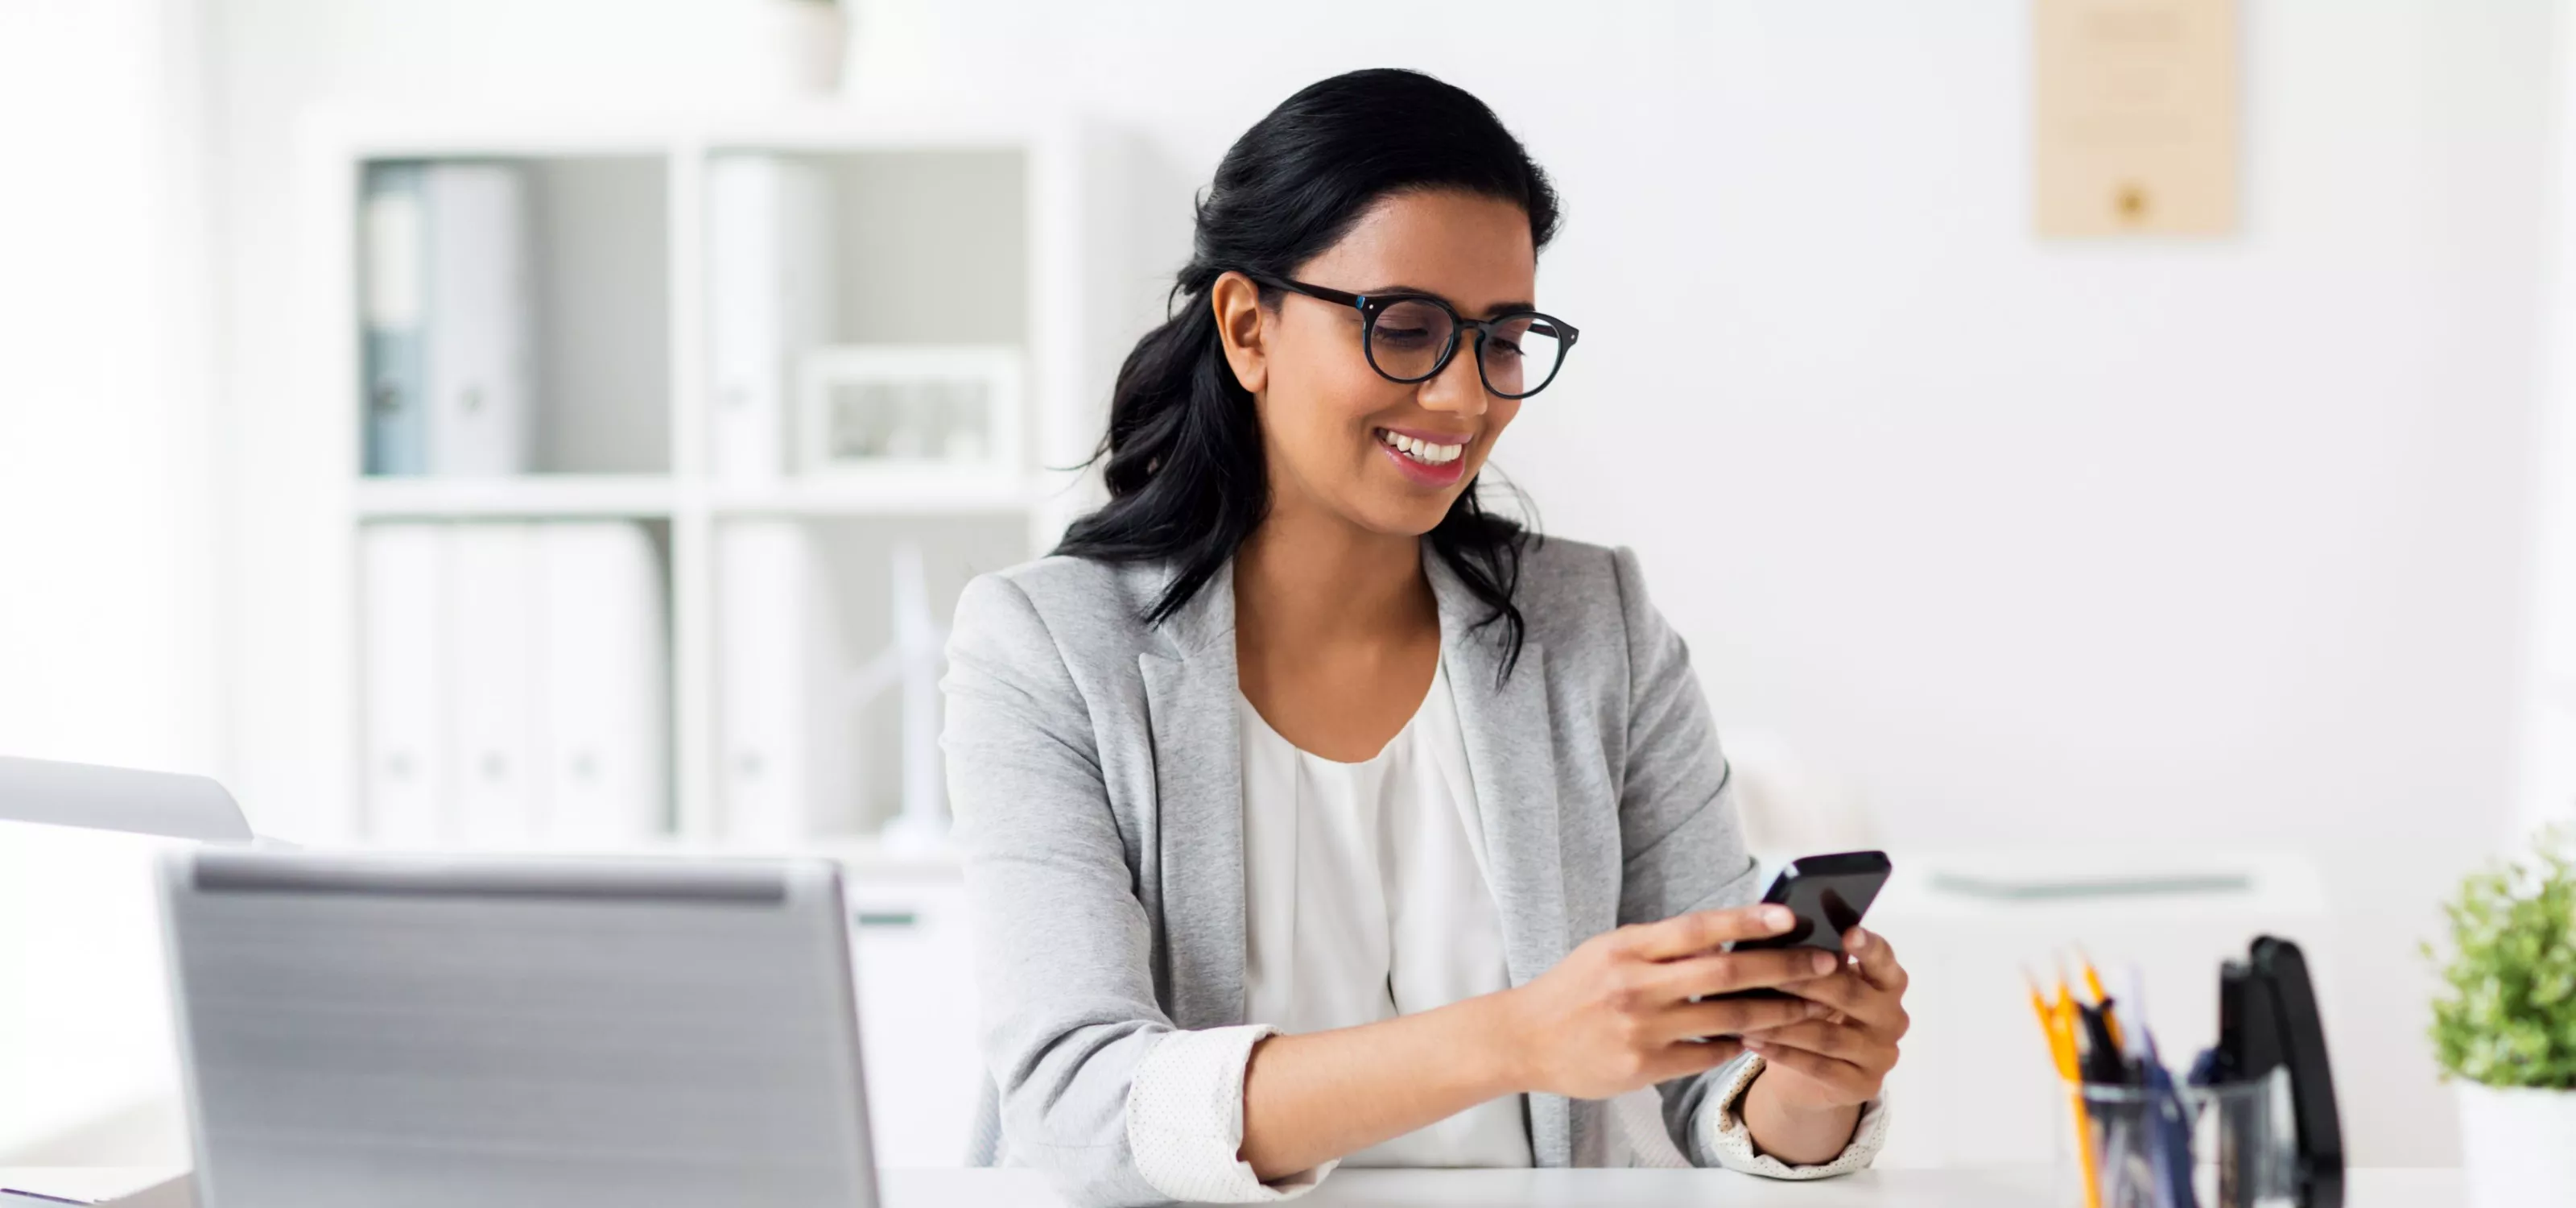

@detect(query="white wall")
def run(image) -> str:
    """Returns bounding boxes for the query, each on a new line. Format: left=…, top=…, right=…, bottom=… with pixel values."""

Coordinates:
left=0, top=0, right=220, bottom=1159
left=2520, top=3, right=2576, bottom=838
left=182, top=0, right=2567, bottom=1169
left=835, top=0, right=2556, bottom=854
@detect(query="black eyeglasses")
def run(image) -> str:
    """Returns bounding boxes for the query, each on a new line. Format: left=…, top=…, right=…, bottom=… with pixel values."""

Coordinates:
left=1249, top=275, right=1579, bottom=399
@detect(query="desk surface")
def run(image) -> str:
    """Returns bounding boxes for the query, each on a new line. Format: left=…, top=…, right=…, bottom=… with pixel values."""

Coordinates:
left=5, top=1166, right=2467, bottom=1207
left=889, top=1168, right=2460, bottom=1206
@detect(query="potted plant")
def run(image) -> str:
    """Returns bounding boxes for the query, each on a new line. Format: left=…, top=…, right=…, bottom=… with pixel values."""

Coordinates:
left=2426, top=825, right=2576, bottom=1207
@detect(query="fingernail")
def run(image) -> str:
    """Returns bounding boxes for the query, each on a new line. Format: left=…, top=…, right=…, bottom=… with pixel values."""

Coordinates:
left=1765, top=906, right=1794, bottom=929
left=1806, top=1000, right=1830, bottom=1018
left=1812, top=951, right=1837, bottom=975
left=1847, top=931, right=1868, bottom=951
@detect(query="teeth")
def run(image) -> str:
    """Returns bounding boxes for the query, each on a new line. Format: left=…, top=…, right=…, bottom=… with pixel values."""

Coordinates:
left=1378, top=429, right=1464, bottom=465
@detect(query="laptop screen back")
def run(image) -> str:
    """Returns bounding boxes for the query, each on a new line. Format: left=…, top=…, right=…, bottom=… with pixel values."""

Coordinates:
left=160, top=851, right=876, bottom=1208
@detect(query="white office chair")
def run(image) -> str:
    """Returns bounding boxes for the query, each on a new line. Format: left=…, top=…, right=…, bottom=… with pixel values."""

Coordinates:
left=1722, top=727, right=1877, bottom=854
left=0, top=755, right=252, bottom=1170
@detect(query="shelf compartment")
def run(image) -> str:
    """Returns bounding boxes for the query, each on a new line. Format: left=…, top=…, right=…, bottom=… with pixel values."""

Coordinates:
left=699, top=146, right=1031, bottom=483
left=710, top=515, right=1028, bottom=844
left=357, top=153, right=671, bottom=478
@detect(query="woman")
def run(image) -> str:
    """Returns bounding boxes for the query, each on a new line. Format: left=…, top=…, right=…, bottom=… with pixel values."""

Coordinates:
left=943, top=68, right=1908, bottom=1206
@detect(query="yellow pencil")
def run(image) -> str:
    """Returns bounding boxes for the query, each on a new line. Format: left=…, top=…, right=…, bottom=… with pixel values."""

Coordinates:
left=2025, top=973, right=2074, bottom=1077
left=2078, top=953, right=2108, bottom=1004
left=2031, top=973, right=2102, bottom=1208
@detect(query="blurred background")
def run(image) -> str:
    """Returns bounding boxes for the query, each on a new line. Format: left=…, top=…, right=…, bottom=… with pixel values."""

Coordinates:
left=4, top=0, right=2572, bottom=1181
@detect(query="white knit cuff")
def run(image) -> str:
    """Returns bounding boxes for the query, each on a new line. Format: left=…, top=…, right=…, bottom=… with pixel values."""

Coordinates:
left=1125, top=1024, right=1336, bottom=1202
left=1693, top=1052, right=1889, bottom=1178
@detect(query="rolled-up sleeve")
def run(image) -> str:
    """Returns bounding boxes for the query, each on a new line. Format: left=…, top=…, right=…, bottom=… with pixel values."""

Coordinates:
left=1689, top=1051, right=1889, bottom=1177
left=1125, top=1024, right=1335, bottom=1202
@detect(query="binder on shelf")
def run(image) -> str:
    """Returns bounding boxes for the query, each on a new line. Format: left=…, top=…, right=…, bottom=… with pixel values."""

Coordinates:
left=716, top=521, right=852, bottom=845
left=449, top=523, right=543, bottom=846
left=357, top=520, right=673, bottom=849
left=421, top=163, right=536, bottom=477
left=361, top=523, right=451, bottom=843
left=708, top=154, right=837, bottom=482
left=536, top=523, right=671, bottom=843
left=361, top=163, right=429, bottom=476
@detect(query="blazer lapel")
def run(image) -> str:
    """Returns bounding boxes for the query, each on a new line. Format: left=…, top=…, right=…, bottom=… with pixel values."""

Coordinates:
left=1427, top=548, right=1575, bottom=1165
left=1426, top=550, right=1568, bottom=987
left=1137, top=565, right=1249, bottom=1030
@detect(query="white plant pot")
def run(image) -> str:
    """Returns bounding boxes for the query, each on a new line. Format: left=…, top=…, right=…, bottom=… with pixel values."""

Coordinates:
left=2455, top=1081, right=2576, bottom=1208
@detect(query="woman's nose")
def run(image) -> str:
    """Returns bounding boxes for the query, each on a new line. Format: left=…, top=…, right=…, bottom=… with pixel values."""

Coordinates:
left=1417, top=336, right=1492, bottom=416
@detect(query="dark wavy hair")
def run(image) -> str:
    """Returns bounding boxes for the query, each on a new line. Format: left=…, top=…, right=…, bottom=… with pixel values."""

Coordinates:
left=1052, top=68, right=1560, bottom=673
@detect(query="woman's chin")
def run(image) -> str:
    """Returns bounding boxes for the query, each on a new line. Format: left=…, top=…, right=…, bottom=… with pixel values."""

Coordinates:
left=1341, top=491, right=1468, bottom=540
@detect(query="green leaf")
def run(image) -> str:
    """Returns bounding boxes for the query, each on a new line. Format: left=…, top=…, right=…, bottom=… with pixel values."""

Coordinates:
left=2425, top=825, right=2576, bottom=1090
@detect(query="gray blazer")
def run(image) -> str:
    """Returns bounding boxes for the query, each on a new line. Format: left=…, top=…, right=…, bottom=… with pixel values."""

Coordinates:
left=939, top=536, right=1765, bottom=1206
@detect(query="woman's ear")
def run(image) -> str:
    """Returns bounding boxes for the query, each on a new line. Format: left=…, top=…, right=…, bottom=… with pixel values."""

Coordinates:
left=1211, top=271, right=1269, bottom=395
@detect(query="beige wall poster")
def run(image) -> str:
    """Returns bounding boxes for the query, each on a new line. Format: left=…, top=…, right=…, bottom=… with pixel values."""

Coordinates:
left=2033, top=0, right=2238, bottom=236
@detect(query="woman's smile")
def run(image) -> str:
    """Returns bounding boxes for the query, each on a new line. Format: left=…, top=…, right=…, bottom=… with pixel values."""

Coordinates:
left=1373, top=424, right=1472, bottom=486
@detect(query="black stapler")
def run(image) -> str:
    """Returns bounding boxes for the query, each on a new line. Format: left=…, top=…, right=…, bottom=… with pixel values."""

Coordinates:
left=2212, top=936, right=2345, bottom=1208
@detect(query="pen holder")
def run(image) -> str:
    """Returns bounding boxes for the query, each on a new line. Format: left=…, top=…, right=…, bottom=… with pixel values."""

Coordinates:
left=2062, top=1069, right=2297, bottom=1208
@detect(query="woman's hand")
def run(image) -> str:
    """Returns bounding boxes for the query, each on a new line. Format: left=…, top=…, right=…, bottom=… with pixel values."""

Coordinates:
left=1238, top=906, right=1860, bottom=1181
left=1496, top=904, right=1841, bottom=1100
left=1736, top=925, right=1909, bottom=1162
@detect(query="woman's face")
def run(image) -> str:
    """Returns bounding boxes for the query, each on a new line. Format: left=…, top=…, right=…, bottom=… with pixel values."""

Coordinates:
left=1215, top=189, right=1538, bottom=540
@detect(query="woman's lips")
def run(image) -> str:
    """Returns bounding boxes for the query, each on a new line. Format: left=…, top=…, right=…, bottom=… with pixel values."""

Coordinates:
left=1373, top=426, right=1470, bottom=487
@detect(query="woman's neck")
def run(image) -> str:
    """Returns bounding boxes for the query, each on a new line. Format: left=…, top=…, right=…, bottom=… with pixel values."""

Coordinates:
left=1232, top=506, right=1436, bottom=651
left=1230, top=487, right=1445, bottom=762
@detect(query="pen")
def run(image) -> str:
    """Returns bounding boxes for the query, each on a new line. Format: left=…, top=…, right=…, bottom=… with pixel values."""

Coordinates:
left=2081, top=952, right=2126, bottom=1053
left=2077, top=1001, right=2130, bottom=1085
left=2140, top=1028, right=2198, bottom=1208
left=2120, top=965, right=2153, bottom=1065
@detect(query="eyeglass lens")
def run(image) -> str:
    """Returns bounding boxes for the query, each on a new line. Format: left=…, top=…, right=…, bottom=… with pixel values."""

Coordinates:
left=1366, top=299, right=1567, bottom=397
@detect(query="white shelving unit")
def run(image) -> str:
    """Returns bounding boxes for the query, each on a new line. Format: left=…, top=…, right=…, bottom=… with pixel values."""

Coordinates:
left=300, top=104, right=1143, bottom=853
left=217, top=104, right=1161, bottom=1170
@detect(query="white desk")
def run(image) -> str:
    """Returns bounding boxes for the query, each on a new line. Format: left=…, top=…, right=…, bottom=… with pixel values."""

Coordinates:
left=888, top=1168, right=2458, bottom=1206
left=6, top=1167, right=2468, bottom=1206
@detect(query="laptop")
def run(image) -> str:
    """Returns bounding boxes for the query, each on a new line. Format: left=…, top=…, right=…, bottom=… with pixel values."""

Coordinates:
left=158, top=850, right=878, bottom=1208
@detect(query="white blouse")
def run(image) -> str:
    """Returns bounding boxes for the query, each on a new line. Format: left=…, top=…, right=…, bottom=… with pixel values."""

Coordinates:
left=1236, top=659, right=1531, bottom=1172
left=1121, top=660, right=1887, bottom=1202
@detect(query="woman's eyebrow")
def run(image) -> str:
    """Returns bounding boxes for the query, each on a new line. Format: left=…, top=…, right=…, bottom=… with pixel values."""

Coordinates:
left=1367, top=284, right=1538, bottom=317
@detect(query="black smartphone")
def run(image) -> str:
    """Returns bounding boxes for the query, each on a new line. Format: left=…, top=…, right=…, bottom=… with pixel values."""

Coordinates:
left=1708, top=850, right=1892, bottom=1001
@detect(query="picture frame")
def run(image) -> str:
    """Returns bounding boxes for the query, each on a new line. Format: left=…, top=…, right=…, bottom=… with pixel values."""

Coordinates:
left=793, top=345, right=1023, bottom=479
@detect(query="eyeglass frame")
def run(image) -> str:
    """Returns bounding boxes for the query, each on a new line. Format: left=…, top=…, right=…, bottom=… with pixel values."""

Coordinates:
left=1242, top=273, right=1580, bottom=400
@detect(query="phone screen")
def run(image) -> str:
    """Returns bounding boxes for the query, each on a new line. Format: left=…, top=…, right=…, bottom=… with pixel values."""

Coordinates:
left=1707, top=850, right=1891, bottom=1000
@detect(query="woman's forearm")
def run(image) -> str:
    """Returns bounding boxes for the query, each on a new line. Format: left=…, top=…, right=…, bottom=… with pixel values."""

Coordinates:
left=1239, top=990, right=1526, bottom=1180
